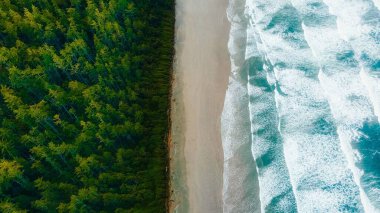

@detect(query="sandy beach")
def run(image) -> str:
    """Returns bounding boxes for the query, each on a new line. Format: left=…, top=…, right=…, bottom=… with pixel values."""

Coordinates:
left=169, top=0, right=231, bottom=212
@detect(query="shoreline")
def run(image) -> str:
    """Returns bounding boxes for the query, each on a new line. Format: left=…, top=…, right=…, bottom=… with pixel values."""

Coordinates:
left=169, top=0, right=231, bottom=212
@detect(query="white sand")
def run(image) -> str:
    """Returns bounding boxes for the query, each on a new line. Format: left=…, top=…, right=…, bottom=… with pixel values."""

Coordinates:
left=170, top=0, right=231, bottom=212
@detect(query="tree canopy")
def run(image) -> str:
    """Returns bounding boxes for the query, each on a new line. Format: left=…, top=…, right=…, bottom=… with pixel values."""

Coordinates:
left=0, top=0, right=174, bottom=212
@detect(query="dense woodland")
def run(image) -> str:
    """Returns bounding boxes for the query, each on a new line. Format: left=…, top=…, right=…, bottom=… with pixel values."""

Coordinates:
left=0, top=0, right=174, bottom=212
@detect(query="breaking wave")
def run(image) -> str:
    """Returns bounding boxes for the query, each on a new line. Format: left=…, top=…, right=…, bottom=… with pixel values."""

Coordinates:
left=222, top=0, right=380, bottom=212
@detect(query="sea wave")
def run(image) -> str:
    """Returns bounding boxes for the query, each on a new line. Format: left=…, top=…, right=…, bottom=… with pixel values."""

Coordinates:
left=222, top=0, right=380, bottom=212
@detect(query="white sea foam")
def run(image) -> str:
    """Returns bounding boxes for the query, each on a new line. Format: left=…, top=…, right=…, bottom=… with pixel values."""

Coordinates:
left=222, top=0, right=380, bottom=211
left=373, top=0, right=380, bottom=10
left=222, top=1, right=262, bottom=212
left=322, top=0, right=380, bottom=123
left=360, top=70, right=380, bottom=124
left=241, top=2, right=299, bottom=210
left=222, top=75, right=261, bottom=213
left=245, top=0, right=363, bottom=211
left=321, top=1, right=380, bottom=210
left=227, top=0, right=250, bottom=75
left=297, top=0, right=380, bottom=211
left=247, top=56, right=296, bottom=212
left=294, top=1, right=380, bottom=211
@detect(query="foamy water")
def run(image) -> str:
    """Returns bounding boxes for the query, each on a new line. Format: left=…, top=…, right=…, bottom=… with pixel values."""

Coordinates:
left=222, top=0, right=380, bottom=212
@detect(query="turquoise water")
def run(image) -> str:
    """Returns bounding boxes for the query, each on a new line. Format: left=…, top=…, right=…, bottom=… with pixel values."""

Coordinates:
left=222, top=0, right=380, bottom=212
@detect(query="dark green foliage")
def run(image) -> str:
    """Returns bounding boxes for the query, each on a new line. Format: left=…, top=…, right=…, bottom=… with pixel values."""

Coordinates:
left=0, top=0, right=174, bottom=212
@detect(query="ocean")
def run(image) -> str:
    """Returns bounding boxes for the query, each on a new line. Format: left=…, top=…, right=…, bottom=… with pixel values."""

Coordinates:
left=221, top=0, right=380, bottom=212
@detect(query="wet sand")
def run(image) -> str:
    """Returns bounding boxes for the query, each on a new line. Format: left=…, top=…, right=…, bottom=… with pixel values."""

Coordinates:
left=169, top=0, right=231, bottom=212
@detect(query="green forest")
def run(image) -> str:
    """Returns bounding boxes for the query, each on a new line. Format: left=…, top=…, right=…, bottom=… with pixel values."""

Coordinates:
left=0, top=0, right=174, bottom=212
